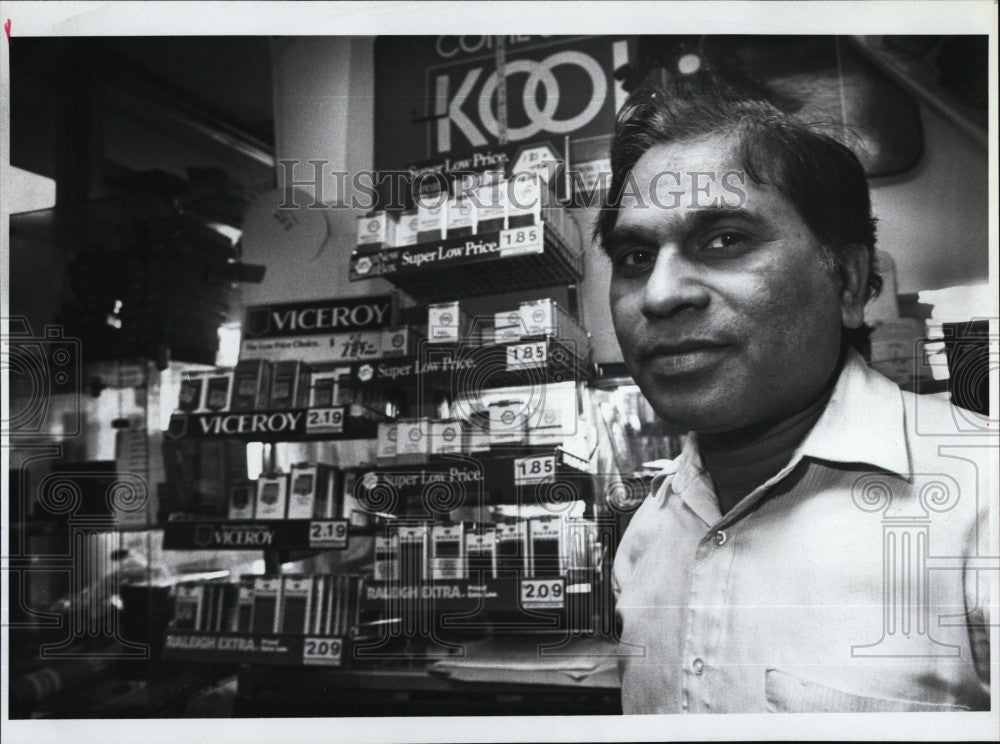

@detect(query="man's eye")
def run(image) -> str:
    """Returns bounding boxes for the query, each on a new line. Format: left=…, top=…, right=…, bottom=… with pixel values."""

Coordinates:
left=613, top=248, right=657, bottom=269
left=702, top=232, right=748, bottom=251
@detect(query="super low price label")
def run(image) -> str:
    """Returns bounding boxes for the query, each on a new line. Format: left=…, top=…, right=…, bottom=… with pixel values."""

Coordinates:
left=506, top=340, right=547, bottom=370
left=306, top=407, right=345, bottom=434
left=302, top=637, right=343, bottom=666
left=309, top=520, right=348, bottom=549
left=520, top=578, right=565, bottom=609
left=499, top=225, right=543, bottom=258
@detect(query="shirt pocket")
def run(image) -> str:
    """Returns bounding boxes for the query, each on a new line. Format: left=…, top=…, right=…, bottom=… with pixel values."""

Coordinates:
left=765, top=669, right=971, bottom=713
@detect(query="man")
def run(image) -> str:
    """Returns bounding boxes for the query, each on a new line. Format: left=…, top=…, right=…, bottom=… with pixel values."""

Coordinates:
left=598, top=78, right=992, bottom=714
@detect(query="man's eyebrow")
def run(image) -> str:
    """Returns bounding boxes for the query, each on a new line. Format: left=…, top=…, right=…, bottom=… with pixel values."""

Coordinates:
left=601, top=208, right=767, bottom=253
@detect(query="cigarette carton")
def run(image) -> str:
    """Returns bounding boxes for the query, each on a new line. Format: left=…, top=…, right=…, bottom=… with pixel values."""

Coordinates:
left=255, top=474, right=289, bottom=519
left=231, top=359, right=272, bottom=411
left=227, top=480, right=256, bottom=520
left=432, top=523, right=466, bottom=579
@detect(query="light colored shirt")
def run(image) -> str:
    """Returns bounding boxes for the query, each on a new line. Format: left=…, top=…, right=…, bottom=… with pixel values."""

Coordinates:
left=612, top=350, right=993, bottom=713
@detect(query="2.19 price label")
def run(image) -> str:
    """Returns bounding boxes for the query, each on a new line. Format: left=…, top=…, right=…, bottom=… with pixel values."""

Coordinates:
left=302, top=637, right=343, bottom=666
left=309, top=520, right=348, bottom=549
left=520, top=578, right=565, bottom=609
left=506, top=340, right=547, bottom=370
left=499, top=225, right=543, bottom=258
left=306, top=407, right=345, bottom=434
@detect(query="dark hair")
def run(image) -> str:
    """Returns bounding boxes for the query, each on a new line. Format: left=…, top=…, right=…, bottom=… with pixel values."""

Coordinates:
left=595, top=77, right=882, bottom=356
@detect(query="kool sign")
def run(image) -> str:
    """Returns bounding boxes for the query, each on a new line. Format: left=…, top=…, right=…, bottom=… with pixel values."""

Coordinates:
left=374, top=36, right=631, bottom=168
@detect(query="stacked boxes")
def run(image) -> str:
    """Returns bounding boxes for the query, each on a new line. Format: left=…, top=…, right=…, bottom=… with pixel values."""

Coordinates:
left=230, top=465, right=342, bottom=520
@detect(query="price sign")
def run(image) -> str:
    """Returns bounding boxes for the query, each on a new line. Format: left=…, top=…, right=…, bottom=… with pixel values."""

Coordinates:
left=309, top=520, right=348, bottom=549
left=520, top=578, right=565, bottom=609
left=499, top=225, right=543, bottom=257
left=506, top=341, right=547, bottom=370
left=306, top=407, right=345, bottom=434
left=514, top=455, right=556, bottom=485
left=302, top=637, right=343, bottom=666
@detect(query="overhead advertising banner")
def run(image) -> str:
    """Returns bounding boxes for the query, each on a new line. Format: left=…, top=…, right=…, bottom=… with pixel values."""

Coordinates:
left=373, top=36, right=633, bottom=191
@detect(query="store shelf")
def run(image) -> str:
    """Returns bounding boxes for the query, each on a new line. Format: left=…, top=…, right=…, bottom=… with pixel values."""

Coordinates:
left=162, top=519, right=351, bottom=551
left=163, top=631, right=350, bottom=667
left=348, top=336, right=593, bottom=393
left=349, top=223, right=584, bottom=302
left=352, top=449, right=594, bottom=512
left=166, top=404, right=380, bottom=442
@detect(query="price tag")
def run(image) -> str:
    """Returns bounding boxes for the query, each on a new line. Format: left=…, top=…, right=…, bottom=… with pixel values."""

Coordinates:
left=306, top=406, right=345, bottom=434
left=309, top=520, right=348, bottom=549
left=506, top=341, right=547, bottom=370
left=302, top=637, right=343, bottom=666
left=520, top=578, right=565, bottom=609
left=514, top=455, right=556, bottom=485
left=499, top=225, right=543, bottom=257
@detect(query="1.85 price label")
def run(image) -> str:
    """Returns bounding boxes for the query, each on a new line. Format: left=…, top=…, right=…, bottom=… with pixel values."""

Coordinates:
left=499, top=225, right=543, bottom=257
left=309, top=520, right=348, bottom=549
left=306, top=406, right=345, bottom=434
left=302, top=637, right=343, bottom=666
left=506, top=340, right=547, bottom=370
left=520, top=578, right=565, bottom=609
left=514, top=455, right=556, bottom=485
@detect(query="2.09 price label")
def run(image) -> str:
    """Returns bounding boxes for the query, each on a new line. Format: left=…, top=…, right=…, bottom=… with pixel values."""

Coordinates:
left=302, top=637, right=343, bottom=666
left=309, top=520, right=348, bottom=549
left=520, top=578, right=565, bottom=609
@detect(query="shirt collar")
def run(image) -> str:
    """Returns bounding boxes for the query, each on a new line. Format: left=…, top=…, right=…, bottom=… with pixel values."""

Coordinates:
left=797, top=348, right=911, bottom=477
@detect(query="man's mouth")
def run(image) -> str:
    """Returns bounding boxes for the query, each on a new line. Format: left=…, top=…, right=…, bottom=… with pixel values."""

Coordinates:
left=642, top=340, right=731, bottom=376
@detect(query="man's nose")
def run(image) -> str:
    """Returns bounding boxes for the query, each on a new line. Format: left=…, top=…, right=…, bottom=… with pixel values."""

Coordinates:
left=642, top=248, right=710, bottom=318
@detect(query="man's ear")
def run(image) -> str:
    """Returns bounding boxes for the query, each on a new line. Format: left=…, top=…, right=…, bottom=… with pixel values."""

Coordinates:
left=838, top=244, right=871, bottom=330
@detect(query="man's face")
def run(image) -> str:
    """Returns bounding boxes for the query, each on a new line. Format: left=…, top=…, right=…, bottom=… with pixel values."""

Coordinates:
left=605, top=134, right=846, bottom=434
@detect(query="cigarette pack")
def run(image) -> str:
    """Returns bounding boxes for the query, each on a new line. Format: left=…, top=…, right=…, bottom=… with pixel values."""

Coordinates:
left=430, top=419, right=463, bottom=455
left=476, top=179, right=506, bottom=234
left=227, top=480, right=256, bottom=520
left=489, top=400, right=527, bottom=445
left=310, top=575, right=328, bottom=634
left=204, top=371, right=234, bottom=412
left=447, top=194, right=476, bottom=237
left=396, top=418, right=430, bottom=461
left=250, top=576, right=283, bottom=634
left=465, top=420, right=492, bottom=453
left=465, top=528, right=497, bottom=579
left=493, top=310, right=524, bottom=345
left=518, top=298, right=589, bottom=353
left=506, top=172, right=543, bottom=228
left=340, top=471, right=371, bottom=528
left=279, top=575, right=314, bottom=635
left=398, top=524, right=430, bottom=583
left=528, top=517, right=563, bottom=578
left=393, top=211, right=419, bottom=247
left=230, top=359, right=272, bottom=412
left=308, top=369, right=341, bottom=408
left=287, top=463, right=338, bottom=519
left=355, top=211, right=397, bottom=250
left=269, top=361, right=312, bottom=409
left=255, top=474, right=289, bottom=519
left=431, top=523, right=466, bottom=580
left=173, top=583, right=206, bottom=630
left=233, top=576, right=255, bottom=632
left=416, top=193, right=449, bottom=243
left=177, top=374, right=205, bottom=412
left=381, top=327, right=422, bottom=358
left=373, top=533, right=400, bottom=581
left=375, top=422, right=398, bottom=462
left=427, top=301, right=467, bottom=344
left=496, top=520, right=529, bottom=573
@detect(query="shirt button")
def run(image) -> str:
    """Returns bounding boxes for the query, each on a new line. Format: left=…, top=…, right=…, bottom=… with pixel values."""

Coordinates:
left=713, top=530, right=727, bottom=546
left=692, top=658, right=705, bottom=674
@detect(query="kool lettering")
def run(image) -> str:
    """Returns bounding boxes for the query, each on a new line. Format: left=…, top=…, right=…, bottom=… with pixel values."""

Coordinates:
left=199, top=411, right=303, bottom=435
left=271, top=303, right=389, bottom=332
